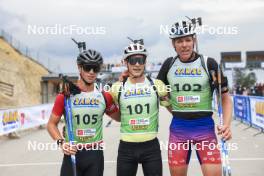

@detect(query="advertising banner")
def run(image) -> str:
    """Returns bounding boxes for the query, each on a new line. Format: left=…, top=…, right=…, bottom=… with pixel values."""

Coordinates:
left=249, top=97, right=264, bottom=129
left=0, top=104, right=52, bottom=135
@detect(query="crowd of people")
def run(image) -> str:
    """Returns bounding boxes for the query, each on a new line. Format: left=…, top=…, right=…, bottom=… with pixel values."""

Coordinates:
left=234, top=83, right=264, bottom=96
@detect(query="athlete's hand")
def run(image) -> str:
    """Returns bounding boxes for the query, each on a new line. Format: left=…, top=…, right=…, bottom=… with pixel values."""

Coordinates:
left=119, top=70, right=129, bottom=81
left=61, top=142, right=78, bottom=155
left=217, top=125, right=232, bottom=141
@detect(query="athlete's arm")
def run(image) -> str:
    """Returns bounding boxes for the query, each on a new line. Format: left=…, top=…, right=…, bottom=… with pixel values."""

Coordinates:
left=166, top=106, right=173, bottom=113
left=207, top=58, right=232, bottom=140
left=207, top=57, right=229, bottom=92
left=47, top=94, right=64, bottom=141
left=108, top=111, right=121, bottom=122
left=154, top=79, right=171, bottom=107
left=47, top=94, right=77, bottom=155
left=217, top=92, right=232, bottom=141
left=103, top=91, right=121, bottom=122
left=47, top=113, right=64, bottom=140
left=157, top=57, right=174, bottom=85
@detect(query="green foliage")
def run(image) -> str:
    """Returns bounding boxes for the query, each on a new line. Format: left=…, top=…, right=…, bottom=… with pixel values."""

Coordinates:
left=234, top=69, right=256, bottom=87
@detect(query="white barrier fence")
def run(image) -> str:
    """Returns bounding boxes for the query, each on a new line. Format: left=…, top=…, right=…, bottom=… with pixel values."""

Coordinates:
left=0, top=104, right=53, bottom=135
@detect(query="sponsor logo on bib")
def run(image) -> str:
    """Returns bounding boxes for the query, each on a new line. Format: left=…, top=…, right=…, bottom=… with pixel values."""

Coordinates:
left=129, top=118, right=150, bottom=130
left=129, top=118, right=150, bottom=125
left=76, top=129, right=96, bottom=137
left=177, top=96, right=200, bottom=104
left=175, top=68, right=202, bottom=77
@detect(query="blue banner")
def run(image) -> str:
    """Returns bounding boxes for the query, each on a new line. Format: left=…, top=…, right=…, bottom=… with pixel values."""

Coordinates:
left=233, top=95, right=251, bottom=124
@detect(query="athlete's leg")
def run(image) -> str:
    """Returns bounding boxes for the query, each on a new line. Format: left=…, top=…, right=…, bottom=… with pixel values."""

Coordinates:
left=193, top=117, right=222, bottom=176
left=168, top=117, right=193, bottom=176
left=168, top=143, right=191, bottom=176
left=168, top=136, right=192, bottom=176
left=195, top=140, right=222, bottom=176
left=81, top=150, right=104, bottom=176
left=169, top=166, right=188, bottom=176
left=60, top=155, right=81, bottom=176
left=141, top=138, right=162, bottom=176
left=201, top=164, right=222, bottom=176
left=117, top=141, right=138, bottom=176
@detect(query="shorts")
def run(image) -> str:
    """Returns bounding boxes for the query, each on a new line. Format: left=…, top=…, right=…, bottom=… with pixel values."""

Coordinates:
left=168, top=116, right=221, bottom=167
left=117, top=138, right=162, bottom=176
left=60, top=149, right=104, bottom=176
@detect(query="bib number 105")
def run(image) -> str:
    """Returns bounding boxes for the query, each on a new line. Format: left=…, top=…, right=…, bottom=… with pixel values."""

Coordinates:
left=75, top=114, right=98, bottom=125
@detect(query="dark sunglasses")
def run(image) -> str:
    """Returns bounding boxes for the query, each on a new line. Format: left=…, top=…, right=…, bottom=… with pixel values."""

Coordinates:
left=82, top=65, right=100, bottom=73
left=127, top=57, right=146, bottom=65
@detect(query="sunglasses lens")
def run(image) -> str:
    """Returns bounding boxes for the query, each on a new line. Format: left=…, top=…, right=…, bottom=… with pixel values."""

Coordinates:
left=128, top=57, right=146, bottom=65
left=82, top=65, right=100, bottom=73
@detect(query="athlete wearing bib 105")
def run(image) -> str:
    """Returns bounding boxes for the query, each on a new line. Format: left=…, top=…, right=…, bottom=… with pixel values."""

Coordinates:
left=47, top=45, right=120, bottom=176
left=111, top=38, right=170, bottom=176
left=157, top=19, right=233, bottom=176
left=64, top=86, right=107, bottom=144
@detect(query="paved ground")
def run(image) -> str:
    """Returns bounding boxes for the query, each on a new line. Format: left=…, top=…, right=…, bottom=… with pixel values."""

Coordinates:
left=0, top=107, right=264, bottom=176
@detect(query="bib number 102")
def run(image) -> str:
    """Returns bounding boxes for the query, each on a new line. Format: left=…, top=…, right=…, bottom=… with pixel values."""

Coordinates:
left=174, top=83, right=202, bottom=92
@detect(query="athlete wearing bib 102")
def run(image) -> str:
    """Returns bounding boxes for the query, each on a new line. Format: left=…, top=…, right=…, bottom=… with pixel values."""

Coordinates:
left=157, top=19, right=232, bottom=176
left=164, top=54, right=224, bottom=167
left=111, top=38, right=170, bottom=176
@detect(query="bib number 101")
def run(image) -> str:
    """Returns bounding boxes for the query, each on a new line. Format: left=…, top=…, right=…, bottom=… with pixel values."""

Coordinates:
left=127, top=104, right=150, bottom=115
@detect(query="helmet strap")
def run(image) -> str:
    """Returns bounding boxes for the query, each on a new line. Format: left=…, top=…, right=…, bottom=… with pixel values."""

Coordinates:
left=80, top=68, right=94, bottom=86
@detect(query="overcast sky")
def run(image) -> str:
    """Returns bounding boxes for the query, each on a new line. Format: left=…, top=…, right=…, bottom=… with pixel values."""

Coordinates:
left=0, top=0, right=263, bottom=73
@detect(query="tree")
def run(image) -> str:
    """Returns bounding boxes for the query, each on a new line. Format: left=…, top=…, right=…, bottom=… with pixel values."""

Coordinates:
left=234, top=69, right=256, bottom=88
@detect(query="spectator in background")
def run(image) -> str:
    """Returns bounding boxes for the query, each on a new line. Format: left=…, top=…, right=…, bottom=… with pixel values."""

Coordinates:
left=236, top=85, right=243, bottom=95
left=262, top=83, right=264, bottom=96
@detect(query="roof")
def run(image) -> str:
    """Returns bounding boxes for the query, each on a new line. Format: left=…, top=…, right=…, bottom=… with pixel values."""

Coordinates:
left=221, top=51, right=241, bottom=57
left=42, top=73, right=79, bottom=81
left=246, top=51, right=264, bottom=56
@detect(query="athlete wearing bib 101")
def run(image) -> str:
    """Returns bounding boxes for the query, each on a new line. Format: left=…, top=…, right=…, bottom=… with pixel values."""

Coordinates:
left=111, top=38, right=170, bottom=176
left=116, top=77, right=167, bottom=142
left=111, top=77, right=169, bottom=176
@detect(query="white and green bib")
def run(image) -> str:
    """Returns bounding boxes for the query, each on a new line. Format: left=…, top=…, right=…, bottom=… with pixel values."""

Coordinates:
left=167, top=56, right=213, bottom=112
left=119, top=78, right=159, bottom=136
left=65, top=88, right=106, bottom=144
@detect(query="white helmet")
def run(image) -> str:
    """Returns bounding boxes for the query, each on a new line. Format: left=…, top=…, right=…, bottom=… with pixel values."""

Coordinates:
left=169, top=20, right=196, bottom=39
left=123, top=38, right=148, bottom=60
